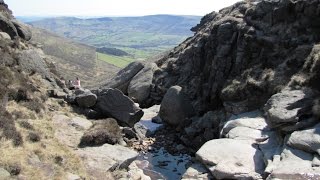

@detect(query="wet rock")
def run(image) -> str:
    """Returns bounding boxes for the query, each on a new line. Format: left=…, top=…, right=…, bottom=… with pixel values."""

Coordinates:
left=94, top=88, right=144, bottom=127
left=287, top=123, right=320, bottom=155
left=76, top=91, right=97, bottom=108
left=159, top=86, right=195, bottom=126
left=128, top=63, right=158, bottom=103
left=264, top=89, right=315, bottom=131
left=79, top=118, right=122, bottom=147
left=101, top=61, right=144, bottom=93
left=196, top=139, right=265, bottom=179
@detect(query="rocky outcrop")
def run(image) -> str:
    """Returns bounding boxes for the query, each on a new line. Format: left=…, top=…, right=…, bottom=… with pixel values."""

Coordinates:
left=0, top=2, right=31, bottom=41
left=147, top=0, right=320, bottom=116
left=159, top=86, right=195, bottom=126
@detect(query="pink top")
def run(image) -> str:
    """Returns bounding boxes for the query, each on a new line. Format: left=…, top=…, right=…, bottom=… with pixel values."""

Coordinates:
left=74, top=80, right=81, bottom=88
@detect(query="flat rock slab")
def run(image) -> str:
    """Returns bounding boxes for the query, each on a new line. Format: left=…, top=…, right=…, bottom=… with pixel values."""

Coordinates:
left=226, top=126, right=269, bottom=142
left=264, top=89, right=314, bottom=128
left=76, top=144, right=138, bottom=175
left=268, top=147, right=320, bottom=179
left=221, top=110, right=268, bottom=136
left=196, top=139, right=265, bottom=179
left=287, top=123, right=320, bottom=155
left=52, top=114, right=92, bottom=148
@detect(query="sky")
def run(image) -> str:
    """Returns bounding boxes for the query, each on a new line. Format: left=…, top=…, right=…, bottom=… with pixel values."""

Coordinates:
left=5, top=0, right=240, bottom=17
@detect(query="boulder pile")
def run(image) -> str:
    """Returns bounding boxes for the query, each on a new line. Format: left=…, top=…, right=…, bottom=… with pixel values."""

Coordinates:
left=97, top=0, right=320, bottom=179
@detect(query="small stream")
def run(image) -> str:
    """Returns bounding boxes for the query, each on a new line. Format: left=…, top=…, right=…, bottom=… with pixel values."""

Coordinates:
left=136, top=148, right=191, bottom=180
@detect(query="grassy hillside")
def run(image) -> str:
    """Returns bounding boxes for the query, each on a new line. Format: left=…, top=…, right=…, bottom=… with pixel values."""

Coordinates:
left=30, top=27, right=119, bottom=88
left=27, top=15, right=201, bottom=60
left=96, top=53, right=135, bottom=68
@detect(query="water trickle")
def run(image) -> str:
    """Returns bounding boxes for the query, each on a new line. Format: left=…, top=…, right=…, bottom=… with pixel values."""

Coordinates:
left=137, top=147, right=191, bottom=180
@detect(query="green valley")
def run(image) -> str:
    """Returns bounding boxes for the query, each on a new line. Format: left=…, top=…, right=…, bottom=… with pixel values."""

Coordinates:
left=25, top=15, right=201, bottom=60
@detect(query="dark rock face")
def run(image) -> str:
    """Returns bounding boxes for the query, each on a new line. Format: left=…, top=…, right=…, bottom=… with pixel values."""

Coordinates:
left=181, top=110, right=225, bottom=149
left=94, top=88, right=144, bottom=127
left=79, top=118, right=122, bottom=147
left=12, top=20, right=32, bottom=41
left=101, top=62, right=144, bottom=94
left=149, top=0, right=320, bottom=115
left=159, top=86, right=195, bottom=126
left=0, top=13, right=18, bottom=39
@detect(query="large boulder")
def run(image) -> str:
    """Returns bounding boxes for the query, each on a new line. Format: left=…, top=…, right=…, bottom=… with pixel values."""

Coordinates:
left=196, top=139, right=265, bottom=179
left=159, top=86, right=195, bottom=126
left=94, top=88, right=144, bottom=127
left=75, top=90, right=97, bottom=108
left=79, top=119, right=122, bottom=147
left=101, top=61, right=144, bottom=94
left=128, top=62, right=158, bottom=104
left=287, top=123, right=320, bottom=155
left=264, top=89, right=315, bottom=131
left=12, top=20, right=32, bottom=41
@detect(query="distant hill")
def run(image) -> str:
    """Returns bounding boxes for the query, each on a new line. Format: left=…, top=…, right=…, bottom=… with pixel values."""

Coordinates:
left=27, top=15, right=201, bottom=60
left=30, top=27, right=119, bottom=88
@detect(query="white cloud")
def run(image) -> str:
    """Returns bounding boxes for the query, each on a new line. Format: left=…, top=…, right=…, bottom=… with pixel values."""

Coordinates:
left=6, top=0, right=240, bottom=16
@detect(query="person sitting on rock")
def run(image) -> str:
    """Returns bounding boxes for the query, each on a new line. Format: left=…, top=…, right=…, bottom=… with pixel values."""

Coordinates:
left=74, top=77, right=81, bottom=89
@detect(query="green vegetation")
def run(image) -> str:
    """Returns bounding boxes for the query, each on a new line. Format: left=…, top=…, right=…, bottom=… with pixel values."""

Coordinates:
left=96, top=52, right=135, bottom=68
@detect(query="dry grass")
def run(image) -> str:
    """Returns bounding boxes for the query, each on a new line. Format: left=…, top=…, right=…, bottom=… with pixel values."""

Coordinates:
left=0, top=100, right=89, bottom=179
left=0, top=67, right=89, bottom=179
